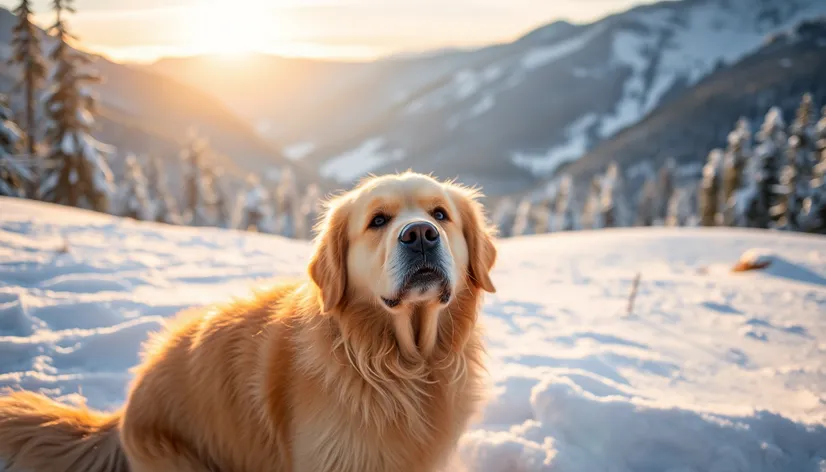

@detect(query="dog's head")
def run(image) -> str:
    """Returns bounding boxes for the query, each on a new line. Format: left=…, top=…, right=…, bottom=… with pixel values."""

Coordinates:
left=308, top=173, right=496, bottom=355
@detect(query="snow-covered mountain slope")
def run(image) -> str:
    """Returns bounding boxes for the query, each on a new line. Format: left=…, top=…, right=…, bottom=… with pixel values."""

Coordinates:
left=2, top=197, right=825, bottom=471
left=544, top=16, right=826, bottom=194
left=148, top=0, right=826, bottom=196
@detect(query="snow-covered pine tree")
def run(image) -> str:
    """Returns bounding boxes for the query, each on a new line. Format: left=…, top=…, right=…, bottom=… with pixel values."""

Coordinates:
left=295, top=184, right=323, bottom=240
left=816, top=105, right=826, bottom=167
left=144, top=154, right=180, bottom=225
left=39, top=0, right=114, bottom=212
left=665, top=188, right=693, bottom=227
left=654, top=157, right=676, bottom=225
left=801, top=106, right=826, bottom=232
left=238, top=174, right=274, bottom=233
left=600, top=162, right=631, bottom=228
left=491, top=197, right=516, bottom=238
left=582, top=175, right=603, bottom=230
left=772, top=95, right=816, bottom=231
left=10, top=0, right=47, bottom=160
left=553, top=175, right=578, bottom=231
left=699, top=149, right=723, bottom=226
left=206, top=165, right=231, bottom=228
left=736, top=107, right=786, bottom=228
left=721, top=118, right=752, bottom=226
left=274, top=167, right=298, bottom=237
left=180, top=131, right=215, bottom=226
left=636, top=177, right=657, bottom=227
left=511, top=197, right=535, bottom=237
left=0, top=94, right=31, bottom=197
left=118, top=153, right=152, bottom=220
left=533, top=186, right=554, bottom=234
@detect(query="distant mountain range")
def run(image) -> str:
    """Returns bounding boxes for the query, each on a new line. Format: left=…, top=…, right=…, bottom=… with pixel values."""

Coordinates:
left=146, top=0, right=826, bottom=196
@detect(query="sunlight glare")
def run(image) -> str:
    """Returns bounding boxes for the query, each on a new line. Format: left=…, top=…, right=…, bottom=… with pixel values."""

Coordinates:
left=186, top=1, right=274, bottom=57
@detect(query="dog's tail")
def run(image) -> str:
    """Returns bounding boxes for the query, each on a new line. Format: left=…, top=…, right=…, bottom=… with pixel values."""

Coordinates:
left=0, top=390, right=129, bottom=472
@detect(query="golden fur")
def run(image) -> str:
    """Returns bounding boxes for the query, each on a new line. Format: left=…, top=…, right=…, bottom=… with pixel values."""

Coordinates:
left=0, top=172, right=497, bottom=472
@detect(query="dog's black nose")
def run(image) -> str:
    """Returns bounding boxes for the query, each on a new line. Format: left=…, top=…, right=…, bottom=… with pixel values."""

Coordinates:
left=399, top=221, right=440, bottom=252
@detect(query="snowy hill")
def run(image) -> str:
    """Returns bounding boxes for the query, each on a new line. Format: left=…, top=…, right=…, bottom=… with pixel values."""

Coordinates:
left=1, top=197, right=826, bottom=471
left=148, top=0, right=826, bottom=195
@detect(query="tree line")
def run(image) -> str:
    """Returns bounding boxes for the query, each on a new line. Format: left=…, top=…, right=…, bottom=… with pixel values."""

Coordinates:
left=492, top=94, right=826, bottom=237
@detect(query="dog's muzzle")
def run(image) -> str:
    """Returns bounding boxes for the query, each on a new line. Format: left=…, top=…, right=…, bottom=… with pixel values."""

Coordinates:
left=381, top=221, right=451, bottom=308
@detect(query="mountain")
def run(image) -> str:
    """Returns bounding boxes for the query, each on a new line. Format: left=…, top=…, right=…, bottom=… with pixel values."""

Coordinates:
left=0, top=8, right=316, bottom=187
left=557, top=15, right=826, bottom=189
left=147, top=0, right=826, bottom=196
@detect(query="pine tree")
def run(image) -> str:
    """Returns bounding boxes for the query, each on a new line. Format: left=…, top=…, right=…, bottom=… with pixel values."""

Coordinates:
left=491, top=197, right=516, bottom=238
left=511, top=197, right=535, bottom=236
left=238, top=174, right=274, bottom=233
left=636, top=177, right=657, bottom=227
left=600, top=162, right=631, bottom=228
left=533, top=196, right=552, bottom=234
left=39, top=0, right=114, bottom=212
left=296, top=184, right=323, bottom=240
left=815, top=105, right=826, bottom=166
left=699, top=149, right=723, bottom=226
left=721, top=118, right=752, bottom=226
left=10, top=0, right=47, bottom=160
left=180, top=131, right=215, bottom=226
left=274, top=167, right=298, bottom=237
left=654, top=157, right=676, bottom=224
left=210, top=167, right=232, bottom=229
left=553, top=175, right=578, bottom=231
left=582, top=175, right=603, bottom=230
left=144, top=154, right=179, bottom=225
left=772, top=95, right=815, bottom=231
left=0, top=94, right=32, bottom=197
left=665, top=188, right=693, bottom=227
left=738, top=107, right=786, bottom=228
left=117, top=154, right=152, bottom=220
left=801, top=106, right=825, bottom=232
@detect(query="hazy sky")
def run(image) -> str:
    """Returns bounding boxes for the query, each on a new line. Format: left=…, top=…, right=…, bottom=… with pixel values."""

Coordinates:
left=0, top=0, right=661, bottom=63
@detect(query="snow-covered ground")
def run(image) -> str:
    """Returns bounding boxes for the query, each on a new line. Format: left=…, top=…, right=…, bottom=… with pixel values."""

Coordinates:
left=1, top=197, right=826, bottom=471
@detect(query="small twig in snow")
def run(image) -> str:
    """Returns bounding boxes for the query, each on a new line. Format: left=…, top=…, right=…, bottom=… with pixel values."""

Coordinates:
left=57, top=235, right=70, bottom=254
left=626, top=272, right=641, bottom=315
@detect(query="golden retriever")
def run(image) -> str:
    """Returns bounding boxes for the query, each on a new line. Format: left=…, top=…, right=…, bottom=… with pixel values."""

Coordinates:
left=0, top=172, right=497, bottom=472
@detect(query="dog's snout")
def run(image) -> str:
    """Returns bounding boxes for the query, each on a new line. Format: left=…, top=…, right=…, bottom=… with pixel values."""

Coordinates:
left=399, top=221, right=440, bottom=252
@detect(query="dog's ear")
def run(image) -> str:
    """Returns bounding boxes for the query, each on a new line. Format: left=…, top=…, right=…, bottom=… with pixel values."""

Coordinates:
left=453, top=187, right=497, bottom=293
left=308, top=197, right=349, bottom=314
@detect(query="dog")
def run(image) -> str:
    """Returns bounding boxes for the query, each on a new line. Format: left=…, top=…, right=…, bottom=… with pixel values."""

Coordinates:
left=0, top=172, right=497, bottom=472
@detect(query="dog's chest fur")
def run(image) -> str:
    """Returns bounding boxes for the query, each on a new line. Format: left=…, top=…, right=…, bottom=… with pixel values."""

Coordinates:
left=287, top=346, right=482, bottom=472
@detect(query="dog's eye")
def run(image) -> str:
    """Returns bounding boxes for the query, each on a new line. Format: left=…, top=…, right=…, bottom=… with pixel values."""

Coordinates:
left=432, top=208, right=449, bottom=221
left=369, top=214, right=389, bottom=229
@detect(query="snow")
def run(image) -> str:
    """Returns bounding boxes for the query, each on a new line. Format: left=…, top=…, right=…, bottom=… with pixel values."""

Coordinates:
left=447, top=94, right=496, bottom=130
left=2, top=198, right=826, bottom=472
left=320, top=138, right=406, bottom=183
left=598, top=30, right=649, bottom=138
left=511, top=114, right=598, bottom=177
left=520, top=26, right=604, bottom=71
left=282, top=141, right=317, bottom=161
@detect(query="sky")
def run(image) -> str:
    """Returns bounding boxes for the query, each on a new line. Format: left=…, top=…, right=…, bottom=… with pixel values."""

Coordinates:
left=1, top=0, right=662, bottom=63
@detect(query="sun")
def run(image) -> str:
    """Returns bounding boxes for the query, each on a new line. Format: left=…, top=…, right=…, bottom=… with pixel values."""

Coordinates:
left=186, top=3, right=272, bottom=57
